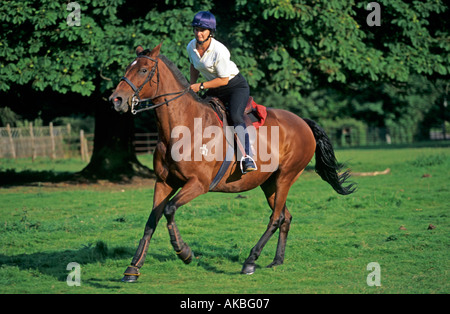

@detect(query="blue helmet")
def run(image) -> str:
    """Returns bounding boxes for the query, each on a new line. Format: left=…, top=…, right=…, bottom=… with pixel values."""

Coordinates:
left=191, top=11, right=216, bottom=32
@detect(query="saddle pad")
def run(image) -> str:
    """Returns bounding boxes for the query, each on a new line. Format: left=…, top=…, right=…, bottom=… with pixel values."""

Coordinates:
left=210, top=97, right=267, bottom=129
left=250, top=100, right=267, bottom=129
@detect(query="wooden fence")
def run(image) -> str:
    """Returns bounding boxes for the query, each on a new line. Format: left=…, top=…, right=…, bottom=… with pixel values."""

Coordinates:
left=0, top=123, right=158, bottom=160
left=134, top=133, right=158, bottom=155
left=1, top=122, right=447, bottom=160
left=1, top=123, right=73, bottom=159
left=323, top=126, right=449, bottom=147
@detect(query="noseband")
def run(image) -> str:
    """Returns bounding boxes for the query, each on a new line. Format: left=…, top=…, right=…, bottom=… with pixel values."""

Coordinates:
left=120, top=55, right=190, bottom=114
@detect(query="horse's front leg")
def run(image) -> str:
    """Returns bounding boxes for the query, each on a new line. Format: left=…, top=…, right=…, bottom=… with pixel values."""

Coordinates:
left=163, top=177, right=208, bottom=264
left=122, top=179, right=176, bottom=282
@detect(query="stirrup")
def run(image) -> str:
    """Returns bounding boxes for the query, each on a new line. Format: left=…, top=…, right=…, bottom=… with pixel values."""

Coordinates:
left=240, top=155, right=257, bottom=174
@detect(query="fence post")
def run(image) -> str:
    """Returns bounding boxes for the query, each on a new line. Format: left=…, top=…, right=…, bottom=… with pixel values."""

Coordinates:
left=49, top=122, right=56, bottom=159
left=80, top=129, right=85, bottom=161
left=29, top=122, right=36, bottom=161
left=80, top=129, right=90, bottom=161
left=6, top=123, right=16, bottom=159
left=83, top=132, right=89, bottom=161
left=65, top=123, right=72, bottom=158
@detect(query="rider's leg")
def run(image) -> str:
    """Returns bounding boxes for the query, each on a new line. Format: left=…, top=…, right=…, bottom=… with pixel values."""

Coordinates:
left=226, top=78, right=256, bottom=173
left=234, top=122, right=257, bottom=172
left=205, top=74, right=256, bottom=172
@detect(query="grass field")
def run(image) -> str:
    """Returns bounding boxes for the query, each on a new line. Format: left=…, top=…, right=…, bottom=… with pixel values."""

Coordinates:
left=0, top=144, right=449, bottom=294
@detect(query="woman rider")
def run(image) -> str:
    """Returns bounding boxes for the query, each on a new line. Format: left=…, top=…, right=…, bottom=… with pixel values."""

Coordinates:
left=187, top=11, right=257, bottom=173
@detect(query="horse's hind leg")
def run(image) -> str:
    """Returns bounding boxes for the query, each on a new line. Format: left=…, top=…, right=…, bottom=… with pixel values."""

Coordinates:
left=267, top=206, right=292, bottom=268
left=261, top=179, right=292, bottom=268
left=165, top=211, right=194, bottom=264
left=241, top=179, right=290, bottom=274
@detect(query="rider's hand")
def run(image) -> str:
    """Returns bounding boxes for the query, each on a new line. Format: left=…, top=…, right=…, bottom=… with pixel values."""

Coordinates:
left=190, top=83, right=201, bottom=93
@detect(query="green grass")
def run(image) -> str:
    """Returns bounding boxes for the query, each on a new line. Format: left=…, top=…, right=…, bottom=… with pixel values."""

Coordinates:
left=0, top=147, right=449, bottom=294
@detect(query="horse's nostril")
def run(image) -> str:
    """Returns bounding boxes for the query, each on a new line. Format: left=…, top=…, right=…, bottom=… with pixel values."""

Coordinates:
left=113, top=97, right=123, bottom=106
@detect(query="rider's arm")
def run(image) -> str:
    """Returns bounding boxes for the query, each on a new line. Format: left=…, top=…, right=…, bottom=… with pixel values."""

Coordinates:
left=191, top=77, right=229, bottom=93
left=190, top=64, right=200, bottom=84
left=203, top=77, right=229, bottom=89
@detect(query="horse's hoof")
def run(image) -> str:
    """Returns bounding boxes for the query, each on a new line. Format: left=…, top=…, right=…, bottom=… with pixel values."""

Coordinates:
left=241, top=263, right=255, bottom=275
left=177, top=245, right=194, bottom=264
left=122, top=275, right=139, bottom=283
left=122, top=266, right=140, bottom=282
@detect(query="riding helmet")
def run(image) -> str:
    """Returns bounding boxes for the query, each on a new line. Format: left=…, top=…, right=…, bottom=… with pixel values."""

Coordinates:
left=191, top=11, right=216, bottom=32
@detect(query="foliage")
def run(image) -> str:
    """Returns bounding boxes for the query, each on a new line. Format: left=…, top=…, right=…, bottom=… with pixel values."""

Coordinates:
left=228, top=0, right=449, bottom=133
left=0, top=0, right=448, bottom=137
left=0, top=107, right=21, bottom=126
left=231, top=0, right=448, bottom=88
left=0, top=0, right=199, bottom=96
left=15, top=117, right=44, bottom=128
left=52, top=115, right=95, bottom=134
left=320, top=118, right=368, bottom=147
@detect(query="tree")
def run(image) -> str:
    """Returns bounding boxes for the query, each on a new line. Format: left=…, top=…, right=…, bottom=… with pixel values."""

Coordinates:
left=1, top=0, right=448, bottom=179
left=224, top=0, right=449, bottom=137
left=0, top=0, right=204, bottom=179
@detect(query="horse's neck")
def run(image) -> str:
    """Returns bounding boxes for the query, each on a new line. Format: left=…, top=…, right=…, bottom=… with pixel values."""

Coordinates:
left=153, top=62, right=212, bottom=144
left=155, top=97, right=211, bottom=145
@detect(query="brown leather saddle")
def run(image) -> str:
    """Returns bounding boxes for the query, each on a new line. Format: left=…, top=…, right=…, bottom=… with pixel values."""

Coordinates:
left=206, top=96, right=265, bottom=190
left=208, top=96, right=263, bottom=127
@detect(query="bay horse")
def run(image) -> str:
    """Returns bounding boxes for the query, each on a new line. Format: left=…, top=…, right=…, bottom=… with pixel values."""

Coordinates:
left=109, top=43, right=355, bottom=282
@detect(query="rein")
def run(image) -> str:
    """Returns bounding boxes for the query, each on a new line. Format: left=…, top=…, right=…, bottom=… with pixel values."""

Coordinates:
left=120, top=55, right=190, bottom=114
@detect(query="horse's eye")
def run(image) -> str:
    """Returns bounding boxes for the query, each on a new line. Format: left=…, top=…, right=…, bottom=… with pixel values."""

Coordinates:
left=141, top=68, right=148, bottom=74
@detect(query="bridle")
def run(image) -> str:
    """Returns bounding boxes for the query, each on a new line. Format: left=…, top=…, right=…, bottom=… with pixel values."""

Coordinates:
left=120, top=55, right=190, bottom=114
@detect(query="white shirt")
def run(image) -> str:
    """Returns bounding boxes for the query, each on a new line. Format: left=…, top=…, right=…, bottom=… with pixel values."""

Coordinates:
left=187, top=38, right=239, bottom=81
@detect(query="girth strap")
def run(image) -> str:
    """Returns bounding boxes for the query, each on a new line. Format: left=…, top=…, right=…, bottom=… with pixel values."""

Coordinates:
left=209, top=113, right=235, bottom=191
left=209, top=142, right=234, bottom=191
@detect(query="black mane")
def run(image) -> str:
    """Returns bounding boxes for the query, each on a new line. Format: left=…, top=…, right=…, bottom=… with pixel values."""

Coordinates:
left=158, top=55, right=189, bottom=88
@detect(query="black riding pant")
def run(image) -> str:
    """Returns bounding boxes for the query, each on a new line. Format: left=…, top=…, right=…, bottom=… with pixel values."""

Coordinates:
left=206, top=73, right=252, bottom=157
left=205, top=73, right=250, bottom=126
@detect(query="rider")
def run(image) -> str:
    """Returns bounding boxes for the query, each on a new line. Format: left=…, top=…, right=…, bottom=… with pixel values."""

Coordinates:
left=187, top=11, right=257, bottom=173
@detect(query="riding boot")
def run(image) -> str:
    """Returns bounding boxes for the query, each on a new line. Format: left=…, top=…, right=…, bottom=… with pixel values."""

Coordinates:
left=236, top=123, right=257, bottom=173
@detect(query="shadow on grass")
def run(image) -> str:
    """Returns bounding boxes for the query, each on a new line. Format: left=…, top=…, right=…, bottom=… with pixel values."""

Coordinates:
left=0, top=169, right=77, bottom=187
left=0, top=239, right=248, bottom=290
left=189, top=241, right=253, bottom=276
left=0, top=241, right=135, bottom=284
left=0, top=169, right=155, bottom=187
left=0, top=241, right=175, bottom=289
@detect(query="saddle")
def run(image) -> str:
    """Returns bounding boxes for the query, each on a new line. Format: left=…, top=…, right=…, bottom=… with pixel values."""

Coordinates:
left=206, top=96, right=267, bottom=191
left=208, top=96, right=267, bottom=129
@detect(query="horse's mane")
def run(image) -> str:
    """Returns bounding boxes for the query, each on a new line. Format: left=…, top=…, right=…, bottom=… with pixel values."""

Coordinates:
left=138, top=50, right=208, bottom=104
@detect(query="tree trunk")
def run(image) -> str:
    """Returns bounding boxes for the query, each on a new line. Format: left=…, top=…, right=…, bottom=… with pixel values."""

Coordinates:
left=78, top=99, right=154, bottom=181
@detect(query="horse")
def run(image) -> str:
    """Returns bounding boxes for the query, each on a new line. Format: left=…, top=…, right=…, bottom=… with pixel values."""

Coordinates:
left=109, top=43, right=356, bottom=282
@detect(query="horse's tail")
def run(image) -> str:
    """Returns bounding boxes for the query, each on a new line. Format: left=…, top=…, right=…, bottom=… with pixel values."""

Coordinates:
left=303, top=118, right=356, bottom=195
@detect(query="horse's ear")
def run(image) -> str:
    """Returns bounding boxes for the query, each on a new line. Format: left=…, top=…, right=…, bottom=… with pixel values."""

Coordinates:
left=136, top=45, right=144, bottom=56
left=149, top=42, right=162, bottom=57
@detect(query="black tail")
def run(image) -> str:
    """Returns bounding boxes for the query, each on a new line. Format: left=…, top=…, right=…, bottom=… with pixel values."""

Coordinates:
left=303, top=118, right=356, bottom=195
